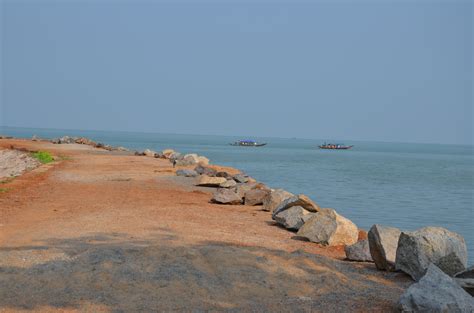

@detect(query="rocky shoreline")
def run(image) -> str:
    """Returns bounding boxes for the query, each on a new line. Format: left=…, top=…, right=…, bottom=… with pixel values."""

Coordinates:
left=133, top=144, right=474, bottom=311
left=3, top=135, right=473, bottom=311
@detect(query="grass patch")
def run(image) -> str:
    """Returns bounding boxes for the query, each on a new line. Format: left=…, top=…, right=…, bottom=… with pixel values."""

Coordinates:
left=31, top=151, right=54, bottom=164
left=0, top=188, right=9, bottom=193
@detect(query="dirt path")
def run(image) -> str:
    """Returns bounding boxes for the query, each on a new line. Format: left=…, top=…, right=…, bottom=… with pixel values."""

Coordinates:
left=0, top=139, right=410, bottom=312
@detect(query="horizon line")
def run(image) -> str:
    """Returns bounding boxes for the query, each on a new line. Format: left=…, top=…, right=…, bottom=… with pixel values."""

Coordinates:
left=1, top=124, right=472, bottom=147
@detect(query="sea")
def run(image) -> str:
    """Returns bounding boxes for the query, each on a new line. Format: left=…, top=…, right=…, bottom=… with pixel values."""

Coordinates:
left=2, top=126, right=473, bottom=263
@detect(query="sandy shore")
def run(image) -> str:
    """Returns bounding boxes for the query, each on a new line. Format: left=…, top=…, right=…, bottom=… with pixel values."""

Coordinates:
left=0, top=139, right=411, bottom=312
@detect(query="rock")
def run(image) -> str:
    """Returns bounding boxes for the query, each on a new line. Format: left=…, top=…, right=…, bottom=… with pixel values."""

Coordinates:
left=31, top=135, right=39, bottom=141
left=175, top=154, right=200, bottom=166
left=296, top=208, right=358, bottom=246
left=184, top=154, right=200, bottom=164
left=233, top=174, right=249, bottom=183
left=345, top=239, right=373, bottom=262
left=219, top=179, right=237, bottom=188
left=194, top=165, right=217, bottom=177
left=211, top=188, right=243, bottom=205
left=116, top=146, right=129, bottom=152
left=274, top=206, right=315, bottom=231
left=143, top=149, right=156, bottom=157
left=196, top=175, right=227, bottom=187
left=162, top=149, right=176, bottom=159
left=397, top=264, right=474, bottom=312
left=197, top=156, right=209, bottom=165
left=436, top=252, right=469, bottom=277
left=395, top=227, right=468, bottom=281
left=368, top=225, right=401, bottom=271
left=262, top=189, right=294, bottom=212
left=216, top=171, right=231, bottom=178
left=272, top=194, right=320, bottom=218
left=52, top=136, right=76, bottom=144
left=455, top=278, right=474, bottom=297
left=176, top=169, right=199, bottom=177
left=168, top=152, right=182, bottom=162
left=233, top=183, right=256, bottom=199
left=244, top=189, right=270, bottom=206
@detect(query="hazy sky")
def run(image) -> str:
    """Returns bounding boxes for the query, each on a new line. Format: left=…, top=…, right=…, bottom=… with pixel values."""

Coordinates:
left=1, top=1, right=472, bottom=144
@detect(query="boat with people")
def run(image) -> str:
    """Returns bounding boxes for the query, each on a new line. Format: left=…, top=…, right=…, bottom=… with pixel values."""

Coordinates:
left=230, top=140, right=267, bottom=147
left=319, top=143, right=353, bottom=150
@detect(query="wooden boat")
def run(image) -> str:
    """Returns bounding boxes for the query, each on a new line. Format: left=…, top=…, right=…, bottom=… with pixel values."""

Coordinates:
left=230, top=140, right=267, bottom=147
left=319, top=143, right=353, bottom=150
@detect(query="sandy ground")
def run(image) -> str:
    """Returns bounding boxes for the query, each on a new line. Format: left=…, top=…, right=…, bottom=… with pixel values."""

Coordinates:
left=0, top=139, right=411, bottom=312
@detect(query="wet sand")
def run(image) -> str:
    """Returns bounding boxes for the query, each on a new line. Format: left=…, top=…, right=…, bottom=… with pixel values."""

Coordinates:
left=0, top=139, right=410, bottom=312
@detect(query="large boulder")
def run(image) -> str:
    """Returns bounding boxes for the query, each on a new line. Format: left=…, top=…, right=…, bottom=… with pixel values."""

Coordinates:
left=368, top=225, right=401, bottom=271
left=195, top=165, right=217, bottom=177
left=345, top=239, right=373, bottom=262
left=395, top=227, right=468, bottom=281
left=274, top=206, right=315, bottom=231
left=397, top=264, right=474, bottom=312
left=168, top=152, right=183, bottom=162
left=262, top=189, right=294, bottom=212
left=244, top=189, right=270, bottom=206
left=211, top=189, right=243, bottom=205
left=233, top=182, right=269, bottom=199
left=272, top=194, right=320, bottom=218
left=162, top=149, right=176, bottom=159
left=296, top=208, right=358, bottom=246
left=219, top=179, right=237, bottom=188
left=197, top=156, right=209, bottom=165
left=196, top=175, right=227, bottom=187
left=455, top=266, right=474, bottom=296
left=176, top=169, right=199, bottom=177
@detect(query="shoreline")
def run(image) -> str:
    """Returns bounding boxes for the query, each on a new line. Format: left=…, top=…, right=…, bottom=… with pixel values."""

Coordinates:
left=0, top=136, right=471, bottom=311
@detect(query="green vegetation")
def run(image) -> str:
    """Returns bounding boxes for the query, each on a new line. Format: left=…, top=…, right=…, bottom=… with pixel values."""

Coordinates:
left=31, top=151, right=54, bottom=164
left=0, top=188, right=9, bottom=193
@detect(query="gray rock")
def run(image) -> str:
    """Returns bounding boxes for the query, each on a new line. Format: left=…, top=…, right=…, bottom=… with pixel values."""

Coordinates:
left=176, top=169, right=199, bottom=177
left=272, top=194, right=320, bottom=218
left=455, top=273, right=474, bottom=296
left=395, top=227, right=467, bottom=281
left=233, top=174, right=249, bottom=183
left=456, top=266, right=474, bottom=279
left=397, top=264, right=474, bottom=312
left=436, top=252, right=468, bottom=277
left=244, top=189, right=270, bottom=206
left=211, top=188, right=243, bottom=205
left=262, top=189, right=294, bottom=212
left=219, top=179, right=237, bottom=188
left=274, top=206, right=315, bottom=231
left=345, top=239, right=373, bottom=262
left=168, top=152, right=183, bottom=162
left=368, top=224, right=401, bottom=271
left=296, top=208, right=358, bottom=246
left=195, top=165, right=217, bottom=177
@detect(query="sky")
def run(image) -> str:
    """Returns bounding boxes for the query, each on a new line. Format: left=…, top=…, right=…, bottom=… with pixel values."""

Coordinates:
left=0, top=1, right=472, bottom=144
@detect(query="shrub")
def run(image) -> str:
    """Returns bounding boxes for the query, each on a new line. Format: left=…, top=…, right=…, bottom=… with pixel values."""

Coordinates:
left=31, top=151, right=54, bottom=164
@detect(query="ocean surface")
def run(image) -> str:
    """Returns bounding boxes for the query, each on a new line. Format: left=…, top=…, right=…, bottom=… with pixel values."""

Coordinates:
left=2, top=126, right=473, bottom=263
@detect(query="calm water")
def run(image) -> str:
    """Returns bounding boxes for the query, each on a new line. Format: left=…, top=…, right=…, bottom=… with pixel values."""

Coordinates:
left=2, top=126, right=473, bottom=262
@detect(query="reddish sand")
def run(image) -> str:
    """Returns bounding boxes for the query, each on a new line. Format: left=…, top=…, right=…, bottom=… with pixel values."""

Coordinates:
left=0, top=139, right=410, bottom=312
